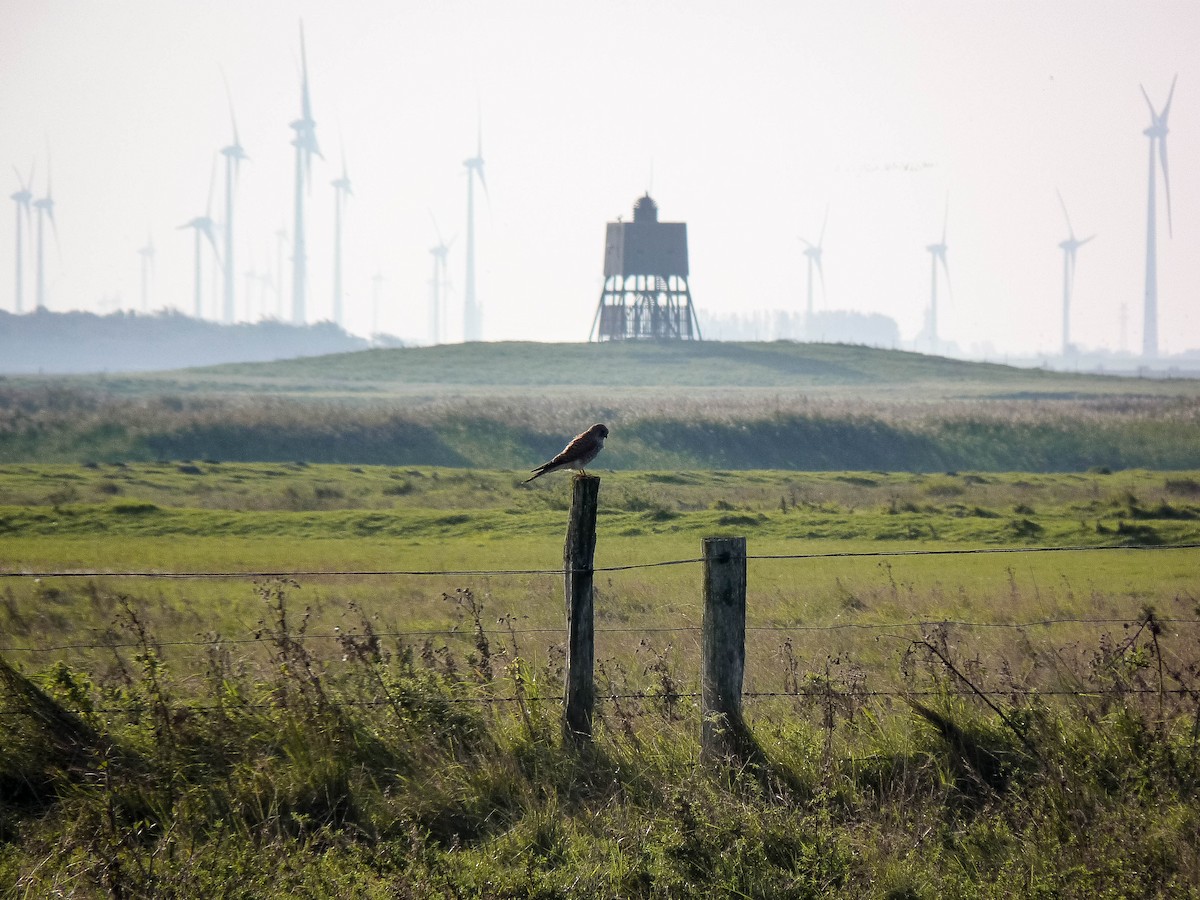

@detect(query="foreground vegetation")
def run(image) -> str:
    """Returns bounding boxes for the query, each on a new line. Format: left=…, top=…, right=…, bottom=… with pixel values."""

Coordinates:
left=3, top=462, right=1200, bottom=895
left=2, top=581, right=1199, bottom=897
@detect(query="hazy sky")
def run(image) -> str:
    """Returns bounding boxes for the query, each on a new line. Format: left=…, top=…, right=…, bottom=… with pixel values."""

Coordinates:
left=3, top=1, right=1198, bottom=356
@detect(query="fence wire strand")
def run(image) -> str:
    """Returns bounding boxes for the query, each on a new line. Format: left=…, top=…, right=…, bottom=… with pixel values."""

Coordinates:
left=2, top=540, right=1197, bottom=581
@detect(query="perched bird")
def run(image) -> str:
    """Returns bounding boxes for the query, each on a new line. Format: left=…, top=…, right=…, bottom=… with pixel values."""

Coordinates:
left=523, top=423, right=609, bottom=483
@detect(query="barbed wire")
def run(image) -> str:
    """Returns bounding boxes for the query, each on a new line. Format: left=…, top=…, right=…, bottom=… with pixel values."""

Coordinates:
left=3, top=616, right=1198, bottom=655
left=749, top=542, right=1200, bottom=561
left=2, top=540, right=1197, bottom=581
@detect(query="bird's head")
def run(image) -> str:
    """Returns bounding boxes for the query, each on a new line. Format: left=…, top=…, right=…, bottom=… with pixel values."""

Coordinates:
left=592, top=423, right=609, bottom=440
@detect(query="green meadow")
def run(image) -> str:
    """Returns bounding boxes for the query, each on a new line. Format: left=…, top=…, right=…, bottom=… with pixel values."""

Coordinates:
left=3, top=342, right=1200, bottom=896
left=5, top=341, right=1200, bottom=471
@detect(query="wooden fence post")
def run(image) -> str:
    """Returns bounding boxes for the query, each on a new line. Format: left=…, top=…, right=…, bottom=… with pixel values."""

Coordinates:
left=701, top=535, right=760, bottom=765
left=563, top=474, right=600, bottom=745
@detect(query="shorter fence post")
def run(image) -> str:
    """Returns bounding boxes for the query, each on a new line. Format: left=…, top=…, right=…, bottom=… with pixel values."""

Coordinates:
left=563, top=475, right=600, bottom=745
left=701, top=535, right=759, bottom=765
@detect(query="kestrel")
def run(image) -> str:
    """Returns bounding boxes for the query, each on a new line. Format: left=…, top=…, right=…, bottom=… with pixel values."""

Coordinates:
left=523, top=423, right=609, bottom=483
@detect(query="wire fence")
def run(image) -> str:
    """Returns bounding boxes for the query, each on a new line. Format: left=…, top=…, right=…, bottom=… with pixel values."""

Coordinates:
left=3, top=540, right=1197, bottom=723
left=2, top=540, right=1198, bottom=580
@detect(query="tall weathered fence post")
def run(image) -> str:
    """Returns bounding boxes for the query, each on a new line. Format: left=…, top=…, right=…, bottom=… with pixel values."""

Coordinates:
left=563, top=474, right=600, bottom=745
left=701, top=535, right=759, bottom=765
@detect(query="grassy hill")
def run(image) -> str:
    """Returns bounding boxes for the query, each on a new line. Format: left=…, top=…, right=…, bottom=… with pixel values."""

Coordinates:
left=86, top=340, right=1200, bottom=399
left=3, top=341, right=1199, bottom=471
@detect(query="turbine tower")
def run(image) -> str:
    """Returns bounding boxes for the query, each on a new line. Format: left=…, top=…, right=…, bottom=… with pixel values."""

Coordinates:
left=330, top=152, right=352, bottom=328
left=290, top=23, right=320, bottom=326
left=925, top=198, right=951, bottom=354
left=138, top=234, right=155, bottom=312
left=179, top=158, right=220, bottom=318
left=32, top=157, right=57, bottom=312
left=220, top=84, right=248, bottom=324
left=429, top=212, right=453, bottom=344
left=799, top=207, right=828, bottom=327
left=10, top=165, right=34, bottom=314
left=1056, top=191, right=1095, bottom=357
left=462, top=120, right=486, bottom=342
left=1139, top=74, right=1176, bottom=358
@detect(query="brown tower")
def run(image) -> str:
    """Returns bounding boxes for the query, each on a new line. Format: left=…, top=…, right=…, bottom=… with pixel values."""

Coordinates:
left=590, top=194, right=701, bottom=341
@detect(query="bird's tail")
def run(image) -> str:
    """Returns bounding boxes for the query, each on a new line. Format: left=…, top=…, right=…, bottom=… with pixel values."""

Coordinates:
left=522, top=468, right=546, bottom=485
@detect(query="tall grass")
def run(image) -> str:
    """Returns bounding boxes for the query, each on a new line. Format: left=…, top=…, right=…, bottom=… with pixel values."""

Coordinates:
left=3, top=581, right=1199, bottom=897
left=3, top=383, right=1200, bottom=471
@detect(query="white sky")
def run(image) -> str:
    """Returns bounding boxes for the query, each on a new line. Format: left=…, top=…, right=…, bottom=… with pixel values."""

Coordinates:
left=2, top=0, right=1198, bottom=356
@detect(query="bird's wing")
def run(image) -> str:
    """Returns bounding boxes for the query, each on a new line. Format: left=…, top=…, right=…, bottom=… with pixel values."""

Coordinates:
left=542, top=430, right=597, bottom=469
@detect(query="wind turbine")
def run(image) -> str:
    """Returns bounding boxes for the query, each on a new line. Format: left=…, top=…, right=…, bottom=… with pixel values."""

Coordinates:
left=799, top=207, right=828, bottom=326
left=220, top=81, right=248, bottom=324
left=331, top=150, right=352, bottom=328
left=10, top=164, right=35, bottom=314
left=429, top=211, right=454, bottom=344
left=1139, top=74, right=1176, bottom=358
left=10, top=164, right=35, bottom=313
left=925, top=197, right=951, bottom=354
left=32, top=155, right=58, bottom=312
left=1056, top=190, right=1095, bottom=357
left=290, top=22, right=321, bottom=326
left=179, top=157, right=221, bottom=319
left=137, top=233, right=155, bottom=312
left=462, top=117, right=487, bottom=342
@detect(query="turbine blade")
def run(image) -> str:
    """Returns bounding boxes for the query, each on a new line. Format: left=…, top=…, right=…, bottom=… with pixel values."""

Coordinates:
left=1079, top=233, right=1096, bottom=246
left=222, top=69, right=242, bottom=150
left=815, top=256, right=826, bottom=295
left=1056, top=188, right=1075, bottom=239
left=1161, top=72, right=1178, bottom=123
left=299, top=21, right=312, bottom=122
left=201, top=224, right=222, bottom=266
left=818, top=204, right=829, bottom=248
left=477, top=164, right=489, bottom=201
left=1140, top=83, right=1156, bottom=118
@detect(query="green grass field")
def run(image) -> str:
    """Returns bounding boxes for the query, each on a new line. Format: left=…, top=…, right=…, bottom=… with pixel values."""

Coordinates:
left=4, top=340, right=1200, bottom=896
left=3, top=461, right=1198, bottom=674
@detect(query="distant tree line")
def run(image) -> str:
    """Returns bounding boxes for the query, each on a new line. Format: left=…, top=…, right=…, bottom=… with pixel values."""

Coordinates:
left=700, top=309, right=900, bottom=347
left=0, top=309, right=374, bottom=374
